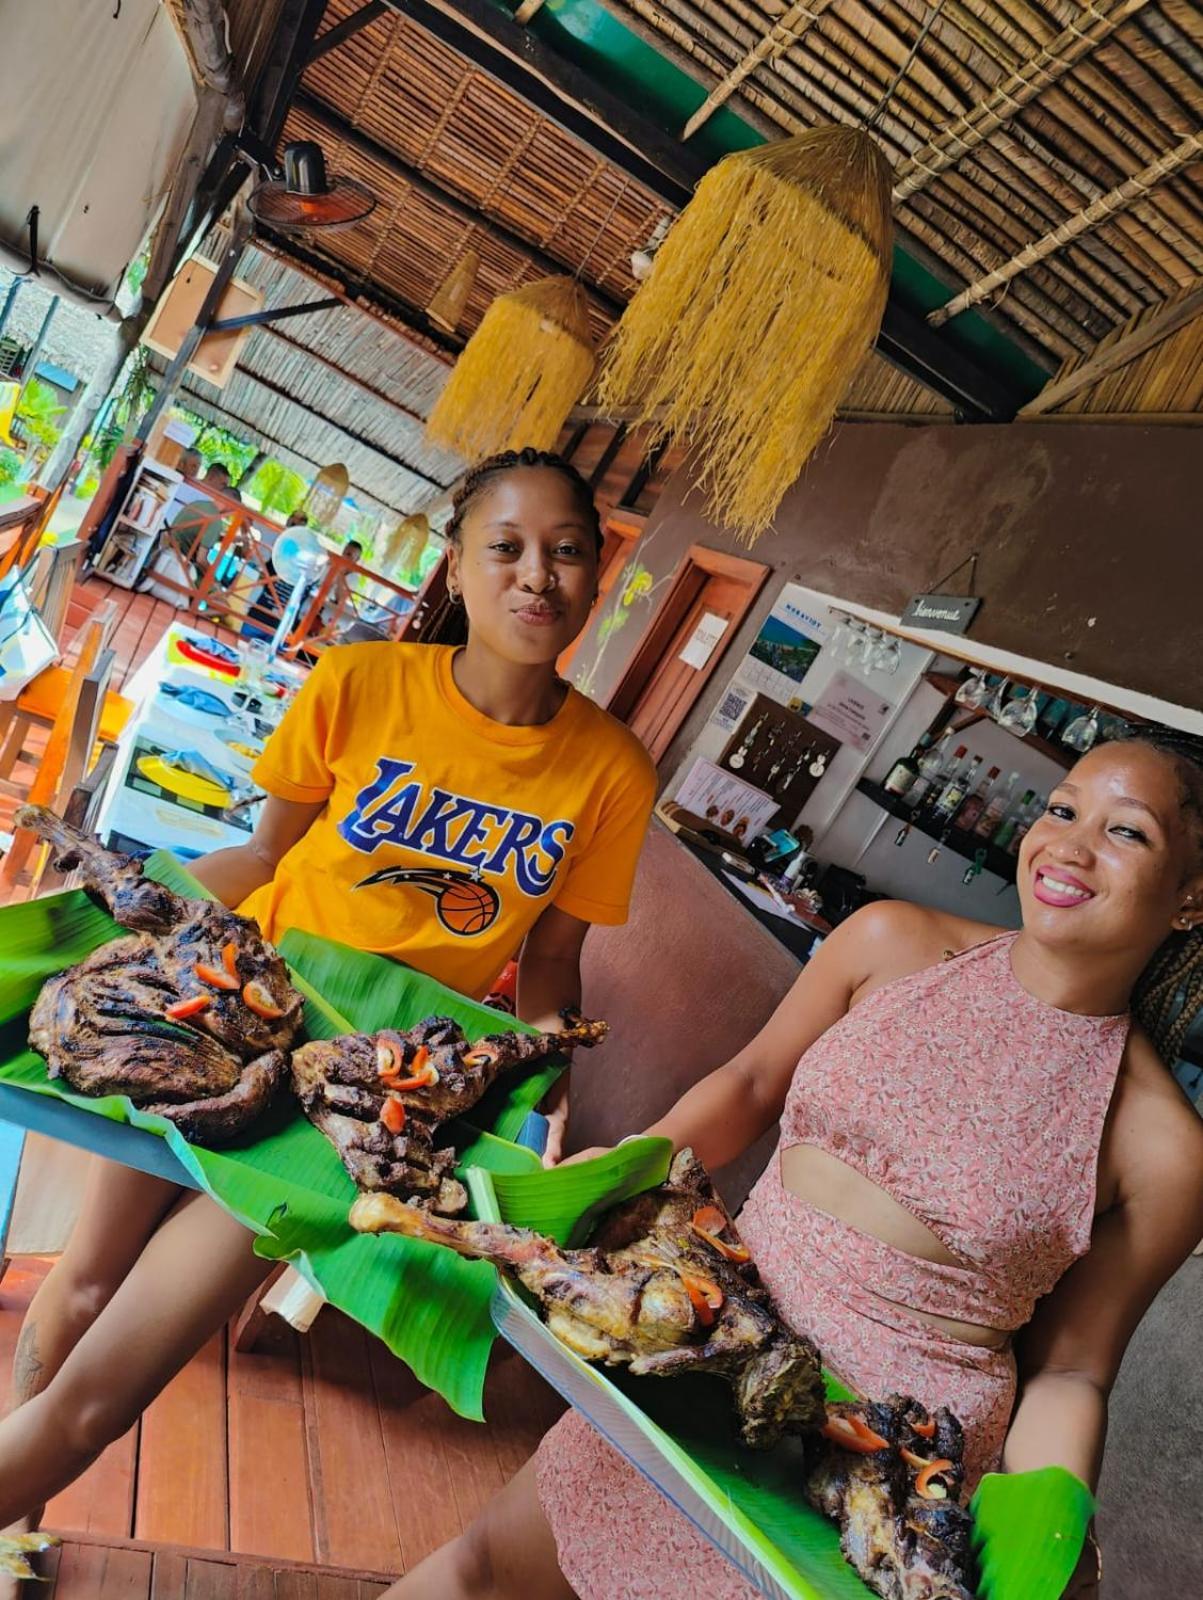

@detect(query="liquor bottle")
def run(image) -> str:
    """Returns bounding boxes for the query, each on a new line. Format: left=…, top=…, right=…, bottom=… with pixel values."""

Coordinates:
left=882, top=734, right=932, bottom=799
left=973, top=770, right=1019, bottom=839
left=954, top=765, right=1000, bottom=833
left=903, top=733, right=956, bottom=811
left=992, top=788, right=1036, bottom=851
left=931, top=751, right=979, bottom=826
left=1006, top=793, right=1045, bottom=856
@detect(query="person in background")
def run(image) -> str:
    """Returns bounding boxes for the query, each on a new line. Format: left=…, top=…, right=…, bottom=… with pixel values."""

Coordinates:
left=160, top=460, right=235, bottom=582
left=0, top=447, right=658, bottom=1576
left=379, top=733, right=1203, bottom=1600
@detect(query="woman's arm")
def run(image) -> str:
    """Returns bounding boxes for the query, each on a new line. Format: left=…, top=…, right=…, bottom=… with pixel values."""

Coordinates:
left=517, top=905, right=590, bottom=1165
left=1007, top=1048, right=1203, bottom=1488
left=638, top=901, right=940, bottom=1172
left=189, top=795, right=326, bottom=909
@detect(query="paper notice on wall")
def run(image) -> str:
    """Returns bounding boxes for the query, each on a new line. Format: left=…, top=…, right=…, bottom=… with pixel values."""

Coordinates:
left=742, top=584, right=826, bottom=705
left=808, top=669, right=894, bottom=749
left=672, top=757, right=779, bottom=842
left=678, top=610, right=730, bottom=670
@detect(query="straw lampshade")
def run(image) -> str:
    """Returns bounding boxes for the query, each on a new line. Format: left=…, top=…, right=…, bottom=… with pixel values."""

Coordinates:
left=425, top=275, right=595, bottom=461
left=427, top=250, right=480, bottom=333
left=596, top=127, right=893, bottom=542
left=376, top=512, right=431, bottom=576
left=304, top=462, right=350, bottom=529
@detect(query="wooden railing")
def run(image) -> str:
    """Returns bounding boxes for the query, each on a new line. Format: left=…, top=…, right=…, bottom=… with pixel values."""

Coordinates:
left=139, top=481, right=418, bottom=659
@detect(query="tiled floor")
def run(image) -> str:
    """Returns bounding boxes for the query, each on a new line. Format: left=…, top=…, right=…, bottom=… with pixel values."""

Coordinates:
left=0, top=1257, right=565, bottom=1577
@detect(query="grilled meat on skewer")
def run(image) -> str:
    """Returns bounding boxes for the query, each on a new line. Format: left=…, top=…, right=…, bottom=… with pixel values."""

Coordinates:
left=806, top=1395, right=977, bottom=1600
left=351, top=1148, right=825, bottom=1447
left=19, top=807, right=301, bottom=1142
left=292, top=1013, right=607, bottom=1215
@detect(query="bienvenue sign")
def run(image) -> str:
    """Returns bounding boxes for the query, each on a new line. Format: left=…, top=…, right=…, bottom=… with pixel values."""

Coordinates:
left=899, top=593, right=981, bottom=636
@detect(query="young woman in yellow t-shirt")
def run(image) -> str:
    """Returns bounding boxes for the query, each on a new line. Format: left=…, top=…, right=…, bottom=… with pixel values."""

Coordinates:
left=0, top=448, right=656, bottom=1550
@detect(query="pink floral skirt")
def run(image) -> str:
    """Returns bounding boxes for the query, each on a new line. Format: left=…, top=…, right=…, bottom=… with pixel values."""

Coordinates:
left=535, top=1156, right=1016, bottom=1600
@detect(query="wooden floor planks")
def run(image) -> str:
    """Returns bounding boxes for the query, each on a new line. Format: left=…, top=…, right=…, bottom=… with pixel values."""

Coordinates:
left=31, top=1534, right=393, bottom=1599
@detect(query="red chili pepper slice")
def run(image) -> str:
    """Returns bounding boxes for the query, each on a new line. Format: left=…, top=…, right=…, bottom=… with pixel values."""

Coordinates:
left=195, top=960, right=240, bottom=992
left=381, top=1096, right=406, bottom=1135
left=912, top=1418, right=937, bottom=1440
left=676, top=1268, right=723, bottom=1327
left=909, top=1456, right=954, bottom=1500
left=376, top=1039, right=403, bottom=1079
left=242, top=980, right=285, bottom=1019
left=822, top=1413, right=891, bottom=1454
left=166, top=994, right=211, bottom=1020
left=462, top=1045, right=499, bottom=1069
left=222, top=941, right=240, bottom=981
left=690, top=1204, right=752, bottom=1264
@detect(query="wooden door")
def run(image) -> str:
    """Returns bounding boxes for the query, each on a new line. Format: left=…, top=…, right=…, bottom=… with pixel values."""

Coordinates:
left=558, top=508, right=645, bottom=675
left=610, top=546, right=769, bottom=763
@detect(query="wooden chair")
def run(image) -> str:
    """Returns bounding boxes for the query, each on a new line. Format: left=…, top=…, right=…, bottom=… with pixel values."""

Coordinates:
left=0, top=604, right=117, bottom=889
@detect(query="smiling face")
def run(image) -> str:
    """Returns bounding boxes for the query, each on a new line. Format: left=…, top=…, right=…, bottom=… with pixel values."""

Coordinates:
left=1017, top=741, right=1203, bottom=965
left=446, top=465, right=600, bottom=666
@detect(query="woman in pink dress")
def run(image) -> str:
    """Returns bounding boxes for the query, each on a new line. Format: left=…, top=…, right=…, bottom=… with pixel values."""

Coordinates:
left=383, top=734, right=1203, bottom=1599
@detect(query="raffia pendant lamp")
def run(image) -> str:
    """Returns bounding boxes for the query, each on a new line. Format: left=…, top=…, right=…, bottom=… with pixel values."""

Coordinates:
left=425, top=275, right=595, bottom=461
left=304, top=462, right=350, bottom=530
left=376, top=511, right=431, bottom=576
left=427, top=250, right=480, bottom=333
left=596, top=126, right=893, bottom=542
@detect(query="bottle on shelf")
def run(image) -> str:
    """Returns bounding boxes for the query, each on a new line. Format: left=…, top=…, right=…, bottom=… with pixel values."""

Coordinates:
left=882, top=733, right=933, bottom=799
left=1006, top=793, right=1045, bottom=856
left=992, top=788, right=1037, bottom=851
left=954, top=765, right=1000, bottom=833
left=903, top=732, right=955, bottom=811
left=931, top=751, right=979, bottom=827
left=973, top=770, right=1019, bottom=840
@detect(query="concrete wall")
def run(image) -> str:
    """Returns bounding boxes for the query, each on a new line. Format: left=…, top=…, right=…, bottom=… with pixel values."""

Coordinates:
left=568, top=420, right=1202, bottom=769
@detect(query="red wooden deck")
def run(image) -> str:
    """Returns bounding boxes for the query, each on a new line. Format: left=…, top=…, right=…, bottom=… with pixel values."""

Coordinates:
left=1, top=1258, right=565, bottom=1578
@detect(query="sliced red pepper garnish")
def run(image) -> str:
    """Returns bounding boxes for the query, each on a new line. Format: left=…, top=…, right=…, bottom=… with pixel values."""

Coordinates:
left=822, top=1413, right=891, bottom=1454
left=376, top=1039, right=403, bottom=1079
left=242, top=980, right=285, bottom=1019
left=195, top=960, right=240, bottom=991
left=677, top=1268, right=723, bottom=1327
left=912, top=1418, right=937, bottom=1440
left=910, top=1456, right=954, bottom=1500
left=222, top=941, right=240, bottom=981
left=381, top=1096, right=406, bottom=1135
left=690, top=1204, right=752, bottom=1264
left=166, top=994, right=211, bottom=1020
left=462, top=1044, right=498, bottom=1069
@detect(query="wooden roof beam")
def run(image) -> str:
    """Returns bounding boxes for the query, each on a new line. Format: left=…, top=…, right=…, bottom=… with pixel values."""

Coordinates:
left=894, top=0, right=1151, bottom=204
left=930, top=130, right=1203, bottom=327
left=1021, top=284, right=1203, bottom=417
left=292, top=89, right=629, bottom=319
left=682, top=0, right=832, bottom=140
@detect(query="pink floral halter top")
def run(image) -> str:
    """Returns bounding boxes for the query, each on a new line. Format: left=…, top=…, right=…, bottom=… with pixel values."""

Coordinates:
left=776, top=930, right=1130, bottom=1331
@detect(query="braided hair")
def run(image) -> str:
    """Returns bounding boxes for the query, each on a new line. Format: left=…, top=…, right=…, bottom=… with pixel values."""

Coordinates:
left=445, top=447, right=603, bottom=556
left=1121, top=728, right=1203, bottom=1064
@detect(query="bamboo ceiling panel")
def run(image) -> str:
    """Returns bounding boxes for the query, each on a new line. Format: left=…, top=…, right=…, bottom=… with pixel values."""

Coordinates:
left=296, top=0, right=670, bottom=332
left=587, top=0, right=1203, bottom=375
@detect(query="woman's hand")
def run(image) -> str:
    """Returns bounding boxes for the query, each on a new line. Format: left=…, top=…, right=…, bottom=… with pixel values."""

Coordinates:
left=558, top=1145, right=615, bottom=1167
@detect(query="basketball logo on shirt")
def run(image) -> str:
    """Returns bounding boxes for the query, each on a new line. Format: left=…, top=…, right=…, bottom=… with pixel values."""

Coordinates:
left=354, top=864, right=500, bottom=937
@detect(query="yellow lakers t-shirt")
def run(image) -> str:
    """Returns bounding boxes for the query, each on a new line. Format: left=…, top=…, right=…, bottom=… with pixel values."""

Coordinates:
left=240, top=643, right=656, bottom=999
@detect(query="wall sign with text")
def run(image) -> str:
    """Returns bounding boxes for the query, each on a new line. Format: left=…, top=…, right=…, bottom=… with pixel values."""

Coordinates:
left=899, top=594, right=981, bottom=636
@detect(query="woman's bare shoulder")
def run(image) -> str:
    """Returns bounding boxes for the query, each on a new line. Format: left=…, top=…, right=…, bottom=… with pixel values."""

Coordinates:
left=832, top=900, right=1006, bottom=990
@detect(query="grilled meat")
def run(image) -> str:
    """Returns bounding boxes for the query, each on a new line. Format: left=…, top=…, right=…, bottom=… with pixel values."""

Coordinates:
left=806, top=1395, right=977, bottom=1600
left=292, top=1013, right=607, bottom=1215
left=351, top=1148, right=826, bottom=1447
left=20, top=807, right=300, bottom=1142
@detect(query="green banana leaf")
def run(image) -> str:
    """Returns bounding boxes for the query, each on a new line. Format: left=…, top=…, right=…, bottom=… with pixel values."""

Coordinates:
left=0, top=853, right=560, bottom=1420
left=464, top=1152, right=870, bottom=1600
left=970, top=1469, right=1094, bottom=1600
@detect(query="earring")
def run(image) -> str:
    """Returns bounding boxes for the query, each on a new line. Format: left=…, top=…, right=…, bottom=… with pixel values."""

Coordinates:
left=447, top=586, right=463, bottom=606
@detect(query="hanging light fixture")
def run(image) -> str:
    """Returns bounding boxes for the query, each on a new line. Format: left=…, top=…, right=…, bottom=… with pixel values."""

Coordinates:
left=376, top=511, right=431, bottom=576
left=597, top=127, right=893, bottom=543
left=427, top=250, right=481, bottom=333
left=425, top=275, right=595, bottom=461
left=304, top=462, right=350, bottom=530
